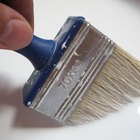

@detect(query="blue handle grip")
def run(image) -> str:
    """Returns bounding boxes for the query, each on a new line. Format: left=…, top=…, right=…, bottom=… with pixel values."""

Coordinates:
left=16, top=35, right=56, bottom=70
left=19, top=16, right=85, bottom=106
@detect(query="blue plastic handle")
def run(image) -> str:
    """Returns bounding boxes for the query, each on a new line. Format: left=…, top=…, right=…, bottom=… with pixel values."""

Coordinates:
left=16, top=35, right=56, bottom=70
left=18, top=16, right=85, bottom=106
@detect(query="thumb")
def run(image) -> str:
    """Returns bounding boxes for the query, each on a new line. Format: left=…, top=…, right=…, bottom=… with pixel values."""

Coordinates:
left=0, top=3, right=33, bottom=50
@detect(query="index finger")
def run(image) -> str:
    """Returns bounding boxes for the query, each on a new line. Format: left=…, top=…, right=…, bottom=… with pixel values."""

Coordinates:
left=0, top=0, right=34, bottom=28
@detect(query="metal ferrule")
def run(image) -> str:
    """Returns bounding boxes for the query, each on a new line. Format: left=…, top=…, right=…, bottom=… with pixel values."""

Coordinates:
left=30, top=21, right=116, bottom=124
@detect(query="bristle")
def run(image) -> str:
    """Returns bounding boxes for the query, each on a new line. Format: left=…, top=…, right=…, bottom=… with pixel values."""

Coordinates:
left=68, top=47, right=140, bottom=125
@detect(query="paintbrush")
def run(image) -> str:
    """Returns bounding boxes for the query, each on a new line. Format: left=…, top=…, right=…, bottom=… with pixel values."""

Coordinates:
left=17, top=16, right=140, bottom=125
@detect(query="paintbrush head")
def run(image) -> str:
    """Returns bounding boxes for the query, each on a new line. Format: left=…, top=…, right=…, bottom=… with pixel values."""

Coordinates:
left=23, top=16, right=140, bottom=125
left=68, top=46, right=140, bottom=125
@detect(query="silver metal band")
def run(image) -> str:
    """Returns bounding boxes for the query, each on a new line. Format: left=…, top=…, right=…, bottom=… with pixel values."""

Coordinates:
left=30, top=21, right=116, bottom=124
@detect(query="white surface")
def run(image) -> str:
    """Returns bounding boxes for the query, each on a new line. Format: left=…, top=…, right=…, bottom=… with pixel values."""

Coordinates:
left=0, top=0, right=140, bottom=139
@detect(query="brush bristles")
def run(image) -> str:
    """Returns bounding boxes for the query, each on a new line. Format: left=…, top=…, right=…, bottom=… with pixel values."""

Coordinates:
left=68, top=47, right=140, bottom=125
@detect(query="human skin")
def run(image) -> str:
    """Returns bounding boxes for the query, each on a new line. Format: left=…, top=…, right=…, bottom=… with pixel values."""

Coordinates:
left=0, top=0, right=34, bottom=50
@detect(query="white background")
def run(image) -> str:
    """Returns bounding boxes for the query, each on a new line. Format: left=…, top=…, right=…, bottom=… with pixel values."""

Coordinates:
left=0, top=0, right=140, bottom=140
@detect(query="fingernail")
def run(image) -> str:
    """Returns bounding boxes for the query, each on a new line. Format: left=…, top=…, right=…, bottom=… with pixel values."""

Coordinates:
left=1, top=19, right=14, bottom=40
left=1, top=19, right=32, bottom=50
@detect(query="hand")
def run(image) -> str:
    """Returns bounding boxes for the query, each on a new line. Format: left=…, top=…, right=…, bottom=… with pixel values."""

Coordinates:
left=0, top=0, right=34, bottom=50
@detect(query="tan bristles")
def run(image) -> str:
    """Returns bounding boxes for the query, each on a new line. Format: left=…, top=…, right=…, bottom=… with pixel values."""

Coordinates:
left=68, top=47, right=140, bottom=125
